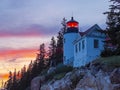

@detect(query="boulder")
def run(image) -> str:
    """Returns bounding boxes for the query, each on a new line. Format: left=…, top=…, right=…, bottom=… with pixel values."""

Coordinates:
left=75, top=70, right=113, bottom=90
left=110, top=68, right=120, bottom=84
left=75, top=70, right=98, bottom=90
left=31, top=76, right=45, bottom=90
left=30, top=65, right=120, bottom=90
left=113, top=84, right=120, bottom=90
left=95, top=70, right=113, bottom=90
left=41, top=72, right=73, bottom=90
left=47, top=67, right=56, bottom=74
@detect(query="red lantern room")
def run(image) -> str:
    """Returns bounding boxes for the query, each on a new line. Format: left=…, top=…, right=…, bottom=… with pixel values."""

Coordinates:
left=64, top=17, right=79, bottom=33
left=67, top=17, right=79, bottom=28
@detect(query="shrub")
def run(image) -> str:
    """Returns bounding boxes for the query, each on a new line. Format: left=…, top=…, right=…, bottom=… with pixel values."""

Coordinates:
left=55, top=63, right=73, bottom=74
left=101, top=49, right=113, bottom=57
left=40, top=68, right=49, bottom=75
left=54, top=72, right=66, bottom=80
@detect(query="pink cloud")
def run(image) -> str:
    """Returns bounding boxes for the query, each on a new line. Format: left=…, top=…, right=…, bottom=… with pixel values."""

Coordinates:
left=0, top=48, right=37, bottom=61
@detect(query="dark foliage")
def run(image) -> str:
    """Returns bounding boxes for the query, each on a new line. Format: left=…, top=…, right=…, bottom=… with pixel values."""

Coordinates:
left=101, top=49, right=113, bottom=57
left=5, top=18, right=65, bottom=90
left=102, top=0, right=120, bottom=56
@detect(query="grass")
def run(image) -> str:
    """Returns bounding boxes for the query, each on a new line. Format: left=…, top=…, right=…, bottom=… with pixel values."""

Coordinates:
left=93, top=56, right=120, bottom=68
left=54, top=72, right=66, bottom=80
left=100, top=56, right=120, bottom=67
left=43, top=63, right=73, bottom=81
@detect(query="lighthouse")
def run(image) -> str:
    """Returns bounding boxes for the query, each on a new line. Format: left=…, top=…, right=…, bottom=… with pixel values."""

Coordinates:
left=63, top=17, right=79, bottom=66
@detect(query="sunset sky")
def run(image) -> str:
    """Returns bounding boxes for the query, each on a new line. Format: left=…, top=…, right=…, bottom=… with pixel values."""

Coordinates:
left=0, top=0, right=110, bottom=87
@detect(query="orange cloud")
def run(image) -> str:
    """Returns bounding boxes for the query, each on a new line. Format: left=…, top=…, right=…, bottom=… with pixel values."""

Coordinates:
left=0, top=48, right=38, bottom=85
left=0, top=73, right=9, bottom=83
left=0, top=48, right=37, bottom=60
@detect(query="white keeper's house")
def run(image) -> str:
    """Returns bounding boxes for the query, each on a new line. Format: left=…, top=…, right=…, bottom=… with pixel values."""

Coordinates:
left=63, top=17, right=106, bottom=67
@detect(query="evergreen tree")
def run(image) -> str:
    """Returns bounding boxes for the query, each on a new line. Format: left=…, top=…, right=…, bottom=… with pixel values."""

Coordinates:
left=39, top=43, right=45, bottom=60
left=111, top=0, right=120, bottom=3
left=104, top=0, right=120, bottom=55
left=11, top=69, right=18, bottom=90
left=6, top=71, right=12, bottom=90
left=37, top=43, right=46, bottom=73
left=17, top=71, right=20, bottom=80
left=55, top=18, right=67, bottom=63
left=61, top=17, right=67, bottom=33
left=49, top=36, right=56, bottom=66
left=56, top=32, right=63, bottom=64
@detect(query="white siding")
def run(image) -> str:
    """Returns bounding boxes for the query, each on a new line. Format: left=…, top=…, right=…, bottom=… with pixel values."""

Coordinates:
left=74, top=38, right=87, bottom=67
left=73, top=37, right=105, bottom=67
left=63, top=33, right=78, bottom=66
left=86, top=37, right=104, bottom=63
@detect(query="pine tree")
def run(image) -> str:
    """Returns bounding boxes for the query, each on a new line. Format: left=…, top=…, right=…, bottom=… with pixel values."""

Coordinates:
left=104, top=0, right=120, bottom=55
left=61, top=17, right=67, bottom=33
left=6, top=71, right=12, bottom=90
left=49, top=36, right=56, bottom=66
left=56, top=32, right=63, bottom=64
left=11, top=69, right=18, bottom=90
left=37, top=43, right=46, bottom=73
left=55, top=18, right=67, bottom=64
left=39, top=43, right=45, bottom=60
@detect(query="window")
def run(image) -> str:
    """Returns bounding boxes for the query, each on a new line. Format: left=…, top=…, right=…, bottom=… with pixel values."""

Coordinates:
left=82, top=40, right=85, bottom=49
left=94, top=39, right=99, bottom=48
left=79, top=42, right=81, bottom=51
left=75, top=44, right=78, bottom=53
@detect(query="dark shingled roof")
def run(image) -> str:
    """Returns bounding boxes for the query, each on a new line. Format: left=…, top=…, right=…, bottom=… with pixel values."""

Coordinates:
left=67, top=17, right=79, bottom=24
left=79, top=24, right=101, bottom=37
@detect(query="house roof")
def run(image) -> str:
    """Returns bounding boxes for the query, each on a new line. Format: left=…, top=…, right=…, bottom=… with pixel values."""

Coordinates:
left=73, top=24, right=105, bottom=44
left=79, top=24, right=102, bottom=37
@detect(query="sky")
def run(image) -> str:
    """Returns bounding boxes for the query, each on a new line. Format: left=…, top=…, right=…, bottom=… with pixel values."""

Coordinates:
left=0, top=0, right=110, bottom=87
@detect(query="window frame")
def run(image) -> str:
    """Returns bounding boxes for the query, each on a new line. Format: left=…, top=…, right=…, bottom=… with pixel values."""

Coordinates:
left=75, top=44, right=78, bottom=53
left=94, top=39, right=99, bottom=48
left=82, top=40, right=85, bottom=49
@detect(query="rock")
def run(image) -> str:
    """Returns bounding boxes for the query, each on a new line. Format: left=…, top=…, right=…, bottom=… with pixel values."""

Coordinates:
left=30, top=65, right=120, bottom=90
left=75, top=70, right=98, bottom=90
left=75, top=70, right=113, bottom=90
left=41, top=79, right=72, bottom=90
left=41, top=72, right=73, bottom=90
left=110, top=68, right=120, bottom=84
left=47, top=67, right=56, bottom=74
left=31, top=76, right=45, bottom=90
left=89, top=62, right=100, bottom=75
left=95, top=70, right=113, bottom=90
left=113, top=84, right=120, bottom=90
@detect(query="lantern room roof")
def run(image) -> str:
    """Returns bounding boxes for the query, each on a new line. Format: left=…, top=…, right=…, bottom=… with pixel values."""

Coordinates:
left=67, top=17, right=79, bottom=24
left=66, top=17, right=79, bottom=28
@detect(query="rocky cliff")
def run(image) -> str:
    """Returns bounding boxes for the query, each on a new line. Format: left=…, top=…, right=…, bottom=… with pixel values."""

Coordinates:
left=30, top=59, right=120, bottom=90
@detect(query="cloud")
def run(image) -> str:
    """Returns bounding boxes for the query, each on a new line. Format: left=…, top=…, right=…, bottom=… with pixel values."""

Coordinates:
left=0, top=24, right=58, bottom=37
left=0, top=48, right=37, bottom=61
left=0, top=0, right=109, bottom=30
left=8, top=56, right=20, bottom=63
left=0, top=73, right=8, bottom=80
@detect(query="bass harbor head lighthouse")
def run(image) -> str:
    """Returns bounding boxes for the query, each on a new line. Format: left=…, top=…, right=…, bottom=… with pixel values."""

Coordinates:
left=63, top=17, right=106, bottom=67
left=63, top=17, right=79, bottom=66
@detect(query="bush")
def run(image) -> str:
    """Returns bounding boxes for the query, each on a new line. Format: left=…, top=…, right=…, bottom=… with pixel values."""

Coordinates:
left=101, top=49, right=113, bottom=57
left=114, top=48, right=120, bottom=55
left=45, top=63, right=73, bottom=81
left=40, top=68, right=49, bottom=75
left=55, top=63, right=73, bottom=74
left=45, top=71, right=56, bottom=81
left=54, top=72, right=66, bottom=80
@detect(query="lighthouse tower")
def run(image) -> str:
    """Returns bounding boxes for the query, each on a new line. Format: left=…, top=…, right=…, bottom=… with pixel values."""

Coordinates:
left=63, top=17, right=79, bottom=66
